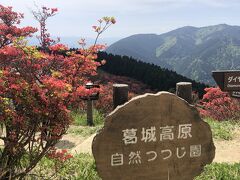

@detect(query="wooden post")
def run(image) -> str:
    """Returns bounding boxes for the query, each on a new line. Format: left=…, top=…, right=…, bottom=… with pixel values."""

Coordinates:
left=87, top=100, right=94, bottom=126
left=113, top=84, right=129, bottom=109
left=176, top=82, right=193, bottom=104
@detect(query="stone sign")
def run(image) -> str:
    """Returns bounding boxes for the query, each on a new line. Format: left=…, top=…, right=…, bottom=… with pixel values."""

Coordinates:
left=92, top=92, right=215, bottom=180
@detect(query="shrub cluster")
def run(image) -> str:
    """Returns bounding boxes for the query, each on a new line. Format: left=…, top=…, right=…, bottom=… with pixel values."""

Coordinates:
left=0, top=4, right=115, bottom=178
left=198, top=87, right=240, bottom=121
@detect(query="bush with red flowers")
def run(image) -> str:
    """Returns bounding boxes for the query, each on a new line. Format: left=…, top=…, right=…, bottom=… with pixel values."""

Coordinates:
left=0, top=4, right=115, bottom=179
left=198, top=87, right=240, bottom=121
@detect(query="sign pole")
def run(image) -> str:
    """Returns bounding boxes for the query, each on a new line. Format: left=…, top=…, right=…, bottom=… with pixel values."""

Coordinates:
left=113, top=84, right=129, bottom=109
left=87, top=99, right=94, bottom=126
left=176, top=82, right=193, bottom=104
left=83, top=82, right=100, bottom=126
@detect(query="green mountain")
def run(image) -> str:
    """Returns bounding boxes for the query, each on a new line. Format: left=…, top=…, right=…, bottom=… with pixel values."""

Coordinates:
left=106, top=24, right=240, bottom=84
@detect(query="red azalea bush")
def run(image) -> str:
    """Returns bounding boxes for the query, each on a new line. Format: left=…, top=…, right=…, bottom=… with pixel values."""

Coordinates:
left=47, top=148, right=73, bottom=162
left=92, top=72, right=153, bottom=114
left=94, top=82, right=136, bottom=115
left=45, top=148, right=73, bottom=179
left=0, top=4, right=115, bottom=179
left=94, top=83, right=114, bottom=114
left=198, top=87, right=240, bottom=121
left=77, top=83, right=133, bottom=115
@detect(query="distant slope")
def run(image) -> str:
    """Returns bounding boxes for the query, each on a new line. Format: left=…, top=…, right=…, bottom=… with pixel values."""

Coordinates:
left=97, top=52, right=207, bottom=97
left=106, top=24, right=240, bottom=84
left=95, top=70, right=153, bottom=95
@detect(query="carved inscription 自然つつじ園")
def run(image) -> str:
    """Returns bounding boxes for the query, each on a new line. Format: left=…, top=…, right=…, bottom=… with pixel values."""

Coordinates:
left=111, top=124, right=200, bottom=167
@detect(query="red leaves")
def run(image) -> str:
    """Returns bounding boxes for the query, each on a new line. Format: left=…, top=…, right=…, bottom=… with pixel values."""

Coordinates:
left=198, top=87, right=240, bottom=121
left=0, top=46, right=21, bottom=56
left=0, top=5, right=37, bottom=48
left=0, top=5, right=23, bottom=25
left=9, top=84, right=21, bottom=91
left=42, top=77, right=71, bottom=100
left=18, top=26, right=37, bottom=36
left=51, top=8, right=58, bottom=14
left=47, top=148, right=73, bottom=162
left=43, top=77, right=69, bottom=91
left=49, top=44, right=68, bottom=52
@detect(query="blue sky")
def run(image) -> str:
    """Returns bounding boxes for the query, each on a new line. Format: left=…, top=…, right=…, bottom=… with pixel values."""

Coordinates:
left=1, top=0, right=240, bottom=42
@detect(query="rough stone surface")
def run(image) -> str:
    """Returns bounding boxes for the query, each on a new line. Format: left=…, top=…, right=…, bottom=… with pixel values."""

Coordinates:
left=92, top=92, right=215, bottom=180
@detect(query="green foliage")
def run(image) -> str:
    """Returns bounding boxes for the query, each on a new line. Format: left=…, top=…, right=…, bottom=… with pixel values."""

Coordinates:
left=71, top=109, right=105, bottom=126
left=68, top=110, right=104, bottom=137
left=205, top=118, right=239, bottom=140
left=67, top=125, right=103, bottom=137
left=29, top=155, right=240, bottom=180
left=28, top=154, right=101, bottom=180
left=195, top=163, right=240, bottom=180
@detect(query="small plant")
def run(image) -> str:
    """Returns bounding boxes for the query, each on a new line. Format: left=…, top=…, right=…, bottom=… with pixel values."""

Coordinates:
left=29, top=154, right=240, bottom=180
left=44, top=148, right=73, bottom=179
left=29, top=153, right=101, bottom=179
left=69, top=110, right=104, bottom=137
left=71, top=109, right=105, bottom=126
left=67, top=125, right=102, bottom=137
left=195, top=163, right=240, bottom=180
left=204, top=118, right=239, bottom=140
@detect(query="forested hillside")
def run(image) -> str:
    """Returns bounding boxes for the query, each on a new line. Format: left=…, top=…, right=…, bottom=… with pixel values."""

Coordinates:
left=97, top=52, right=207, bottom=97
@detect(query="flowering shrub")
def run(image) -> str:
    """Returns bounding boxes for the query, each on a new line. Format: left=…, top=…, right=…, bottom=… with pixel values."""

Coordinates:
left=92, top=72, right=153, bottom=114
left=94, top=83, right=114, bottom=114
left=93, top=82, right=136, bottom=114
left=0, top=5, right=37, bottom=48
left=47, top=148, right=73, bottom=162
left=0, top=4, right=115, bottom=179
left=42, top=148, right=73, bottom=179
left=198, top=87, right=240, bottom=121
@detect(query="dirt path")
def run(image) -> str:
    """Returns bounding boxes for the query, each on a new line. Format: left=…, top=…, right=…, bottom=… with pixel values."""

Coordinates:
left=57, top=129, right=240, bottom=163
left=214, top=139, right=240, bottom=163
left=70, top=133, right=95, bottom=154
left=213, top=129, right=240, bottom=163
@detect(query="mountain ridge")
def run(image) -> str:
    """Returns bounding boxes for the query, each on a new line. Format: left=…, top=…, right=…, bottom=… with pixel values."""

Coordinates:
left=106, top=24, right=240, bottom=84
